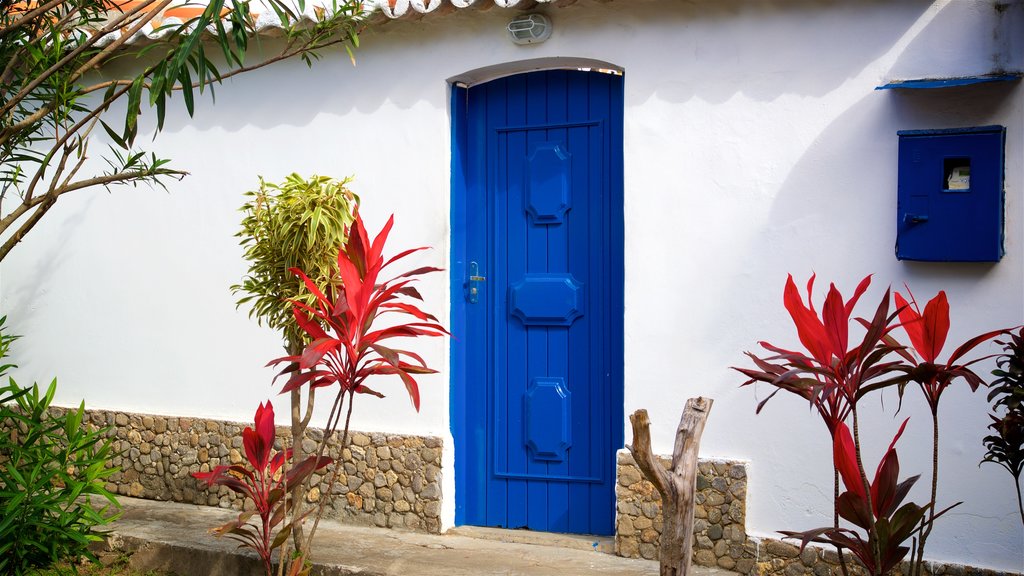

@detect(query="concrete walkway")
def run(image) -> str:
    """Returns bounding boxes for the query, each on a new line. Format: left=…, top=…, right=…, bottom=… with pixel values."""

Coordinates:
left=104, top=497, right=733, bottom=576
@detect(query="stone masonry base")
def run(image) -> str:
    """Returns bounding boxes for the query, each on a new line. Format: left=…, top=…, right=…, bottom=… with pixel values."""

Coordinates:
left=613, top=451, right=1019, bottom=576
left=615, top=451, right=751, bottom=570
left=9, top=408, right=1020, bottom=575
left=78, top=408, right=444, bottom=533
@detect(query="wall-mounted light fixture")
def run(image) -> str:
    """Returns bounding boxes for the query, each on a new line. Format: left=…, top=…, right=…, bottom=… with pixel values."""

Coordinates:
left=507, top=14, right=552, bottom=45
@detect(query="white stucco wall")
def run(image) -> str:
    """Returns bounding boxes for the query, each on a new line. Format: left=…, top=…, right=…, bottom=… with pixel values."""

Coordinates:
left=2, top=0, right=1022, bottom=571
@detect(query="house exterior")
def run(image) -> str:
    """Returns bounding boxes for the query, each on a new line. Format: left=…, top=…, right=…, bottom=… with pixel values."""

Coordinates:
left=2, top=0, right=1022, bottom=573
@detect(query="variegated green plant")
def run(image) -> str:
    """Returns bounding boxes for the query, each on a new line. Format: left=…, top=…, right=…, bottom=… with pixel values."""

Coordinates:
left=230, top=172, right=357, bottom=560
left=232, top=173, right=358, bottom=351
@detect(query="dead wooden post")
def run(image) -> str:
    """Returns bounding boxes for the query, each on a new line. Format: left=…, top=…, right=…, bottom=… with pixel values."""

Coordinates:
left=627, top=397, right=713, bottom=576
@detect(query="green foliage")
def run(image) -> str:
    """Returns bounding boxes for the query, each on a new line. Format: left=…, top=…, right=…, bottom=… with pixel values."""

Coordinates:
left=0, top=0, right=363, bottom=262
left=0, top=316, right=20, bottom=374
left=232, top=173, right=358, bottom=349
left=0, top=316, right=120, bottom=575
left=982, top=327, right=1024, bottom=525
left=36, top=551, right=174, bottom=575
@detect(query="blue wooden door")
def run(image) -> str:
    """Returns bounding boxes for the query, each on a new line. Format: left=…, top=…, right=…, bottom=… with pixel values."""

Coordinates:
left=458, top=69, right=623, bottom=536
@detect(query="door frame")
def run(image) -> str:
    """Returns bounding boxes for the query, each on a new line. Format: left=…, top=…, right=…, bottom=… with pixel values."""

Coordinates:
left=449, top=63, right=625, bottom=529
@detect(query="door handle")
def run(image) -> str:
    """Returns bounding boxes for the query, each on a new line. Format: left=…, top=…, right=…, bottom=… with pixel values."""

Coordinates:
left=468, top=261, right=486, bottom=304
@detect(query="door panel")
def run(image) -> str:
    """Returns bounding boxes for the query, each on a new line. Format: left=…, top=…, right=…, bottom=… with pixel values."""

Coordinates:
left=461, top=69, right=623, bottom=536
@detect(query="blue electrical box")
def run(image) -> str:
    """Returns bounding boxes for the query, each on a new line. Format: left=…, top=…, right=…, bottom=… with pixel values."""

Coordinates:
left=896, top=126, right=1005, bottom=262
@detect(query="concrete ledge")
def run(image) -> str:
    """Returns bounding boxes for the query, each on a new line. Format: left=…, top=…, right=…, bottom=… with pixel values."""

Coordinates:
left=103, top=497, right=736, bottom=576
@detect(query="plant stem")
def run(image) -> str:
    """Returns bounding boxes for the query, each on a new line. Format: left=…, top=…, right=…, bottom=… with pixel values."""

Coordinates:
left=852, top=408, right=882, bottom=576
left=286, top=339, right=307, bottom=554
left=304, top=389, right=355, bottom=551
left=1014, top=473, right=1024, bottom=527
left=833, top=468, right=850, bottom=576
left=284, top=386, right=345, bottom=574
left=913, top=408, right=940, bottom=576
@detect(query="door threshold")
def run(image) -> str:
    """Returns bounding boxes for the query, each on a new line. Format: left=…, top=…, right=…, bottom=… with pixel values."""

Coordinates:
left=446, top=525, right=615, bottom=555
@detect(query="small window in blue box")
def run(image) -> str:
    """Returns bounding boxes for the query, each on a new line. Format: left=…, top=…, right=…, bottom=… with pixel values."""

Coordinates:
left=943, top=158, right=970, bottom=192
left=896, top=126, right=1005, bottom=262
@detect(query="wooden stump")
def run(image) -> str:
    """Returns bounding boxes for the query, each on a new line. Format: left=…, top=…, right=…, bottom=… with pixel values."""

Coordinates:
left=627, top=397, right=713, bottom=576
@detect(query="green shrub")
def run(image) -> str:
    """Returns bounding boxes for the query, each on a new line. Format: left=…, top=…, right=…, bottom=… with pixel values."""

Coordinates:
left=982, top=327, right=1024, bottom=526
left=0, top=317, right=121, bottom=575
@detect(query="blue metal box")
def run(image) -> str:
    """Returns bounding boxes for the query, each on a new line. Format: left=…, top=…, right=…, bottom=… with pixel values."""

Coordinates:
left=896, top=126, right=1005, bottom=262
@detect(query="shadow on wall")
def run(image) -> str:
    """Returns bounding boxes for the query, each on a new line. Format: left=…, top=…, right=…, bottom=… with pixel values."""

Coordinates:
left=607, top=0, right=929, bottom=104
left=714, top=78, right=1021, bottom=569
left=761, top=82, right=1016, bottom=285
left=711, top=86, right=1020, bottom=381
left=134, top=0, right=935, bottom=134
left=1, top=195, right=96, bottom=333
left=884, top=0, right=1022, bottom=80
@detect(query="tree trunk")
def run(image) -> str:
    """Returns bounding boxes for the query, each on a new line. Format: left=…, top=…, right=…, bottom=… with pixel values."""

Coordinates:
left=287, top=339, right=307, bottom=554
left=627, top=397, right=713, bottom=576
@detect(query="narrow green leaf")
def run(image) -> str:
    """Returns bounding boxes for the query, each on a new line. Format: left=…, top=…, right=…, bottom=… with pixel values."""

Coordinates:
left=180, top=65, right=195, bottom=117
left=99, top=120, right=127, bottom=149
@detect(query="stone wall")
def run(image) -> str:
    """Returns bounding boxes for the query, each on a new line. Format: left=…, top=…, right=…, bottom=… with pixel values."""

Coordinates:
left=80, top=409, right=444, bottom=533
left=744, top=538, right=1019, bottom=576
left=614, top=451, right=754, bottom=572
left=614, top=451, right=1021, bottom=576
left=10, top=408, right=1022, bottom=576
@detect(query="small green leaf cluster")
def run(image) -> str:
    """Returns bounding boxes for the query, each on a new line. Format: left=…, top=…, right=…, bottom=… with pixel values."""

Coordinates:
left=0, top=317, right=121, bottom=576
left=232, top=173, right=358, bottom=349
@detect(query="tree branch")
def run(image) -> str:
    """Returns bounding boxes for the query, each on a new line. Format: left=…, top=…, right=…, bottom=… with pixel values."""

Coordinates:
left=57, top=167, right=187, bottom=196
left=78, top=25, right=360, bottom=98
left=66, top=0, right=173, bottom=87
left=22, top=79, right=133, bottom=201
left=0, top=165, right=186, bottom=259
left=628, top=409, right=671, bottom=499
left=671, top=397, right=713, bottom=478
left=629, top=398, right=713, bottom=576
left=0, top=164, right=186, bottom=235
left=0, top=195, right=57, bottom=261
left=54, top=119, right=98, bottom=193
left=0, top=0, right=68, bottom=36
left=0, top=4, right=157, bottom=147
left=0, top=0, right=164, bottom=120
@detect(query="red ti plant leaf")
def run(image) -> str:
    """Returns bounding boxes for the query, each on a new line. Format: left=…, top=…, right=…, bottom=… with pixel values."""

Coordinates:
left=793, top=420, right=929, bottom=576
left=267, top=212, right=448, bottom=412
left=894, top=287, right=1006, bottom=410
left=783, top=274, right=833, bottom=366
left=834, top=419, right=917, bottom=522
left=783, top=274, right=871, bottom=367
left=740, top=275, right=1005, bottom=576
left=837, top=490, right=873, bottom=530
left=243, top=401, right=275, bottom=471
left=833, top=421, right=866, bottom=500
left=192, top=401, right=330, bottom=576
left=738, top=274, right=894, bottom=438
left=870, top=418, right=912, bottom=519
left=894, top=290, right=948, bottom=364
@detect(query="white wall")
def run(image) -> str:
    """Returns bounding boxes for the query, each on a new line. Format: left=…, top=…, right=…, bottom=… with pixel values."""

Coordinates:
left=2, top=0, right=1021, bottom=571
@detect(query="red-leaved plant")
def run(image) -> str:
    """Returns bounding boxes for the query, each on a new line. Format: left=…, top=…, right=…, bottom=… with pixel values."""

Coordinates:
left=888, top=289, right=1005, bottom=575
left=781, top=420, right=931, bottom=576
left=267, top=211, right=448, bottom=555
left=192, top=402, right=330, bottom=576
left=194, top=212, right=445, bottom=575
left=735, top=274, right=1004, bottom=576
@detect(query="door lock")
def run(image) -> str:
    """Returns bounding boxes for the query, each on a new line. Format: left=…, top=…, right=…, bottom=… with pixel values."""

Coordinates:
left=468, top=261, right=486, bottom=304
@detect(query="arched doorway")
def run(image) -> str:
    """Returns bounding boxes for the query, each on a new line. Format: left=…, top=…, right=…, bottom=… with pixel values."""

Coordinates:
left=450, top=66, right=624, bottom=535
